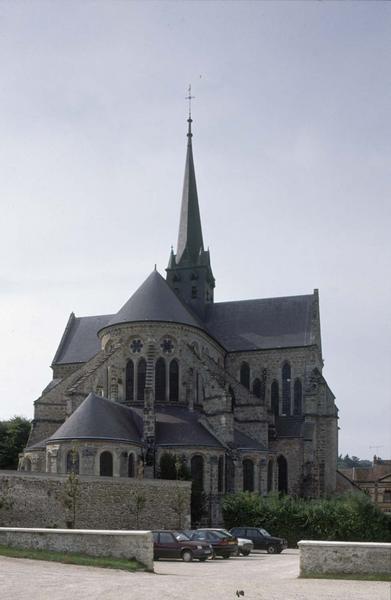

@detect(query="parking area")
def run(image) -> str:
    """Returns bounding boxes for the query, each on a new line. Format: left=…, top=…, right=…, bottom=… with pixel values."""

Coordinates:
left=0, top=550, right=389, bottom=600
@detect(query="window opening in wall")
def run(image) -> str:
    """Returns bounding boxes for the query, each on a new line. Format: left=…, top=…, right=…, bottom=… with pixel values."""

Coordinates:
left=137, top=358, right=146, bottom=402
left=271, top=381, right=279, bottom=416
left=130, top=339, right=143, bottom=353
left=100, top=451, right=113, bottom=477
left=191, top=455, right=204, bottom=491
left=66, top=450, right=79, bottom=474
left=383, top=490, right=391, bottom=503
left=293, top=379, right=302, bottom=415
left=267, top=459, right=273, bottom=493
left=252, top=378, right=261, bottom=399
left=218, top=456, right=224, bottom=493
left=128, top=454, right=135, bottom=477
left=126, top=359, right=134, bottom=402
left=169, top=359, right=179, bottom=401
left=282, top=363, right=291, bottom=415
left=161, top=338, right=174, bottom=354
left=191, top=286, right=197, bottom=299
left=225, top=455, right=235, bottom=493
left=243, top=459, right=254, bottom=492
left=240, top=362, right=250, bottom=389
left=277, top=455, right=288, bottom=494
left=229, top=386, right=236, bottom=409
left=155, top=357, right=166, bottom=402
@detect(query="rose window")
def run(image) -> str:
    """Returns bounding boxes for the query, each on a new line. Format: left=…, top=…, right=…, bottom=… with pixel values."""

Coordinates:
left=161, top=338, right=174, bottom=354
left=130, top=339, right=143, bottom=353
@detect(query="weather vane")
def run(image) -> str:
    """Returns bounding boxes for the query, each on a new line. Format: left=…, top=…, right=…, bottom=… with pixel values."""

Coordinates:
left=186, top=84, right=195, bottom=118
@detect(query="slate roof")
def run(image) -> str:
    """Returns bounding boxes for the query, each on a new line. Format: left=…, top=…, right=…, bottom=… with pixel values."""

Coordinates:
left=103, top=270, right=202, bottom=331
left=205, top=294, right=314, bottom=352
left=47, top=393, right=143, bottom=445
left=234, top=429, right=267, bottom=451
left=52, top=313, right=112, bottom=365
left=133, top=405, right=224, bottom=448
left=52, top=289, right=315, bottom=366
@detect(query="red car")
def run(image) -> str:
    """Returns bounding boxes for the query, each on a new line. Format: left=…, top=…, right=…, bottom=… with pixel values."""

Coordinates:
left=152, top=530, right=212, bottom=562
left=185, top=529, right=238, bottom=559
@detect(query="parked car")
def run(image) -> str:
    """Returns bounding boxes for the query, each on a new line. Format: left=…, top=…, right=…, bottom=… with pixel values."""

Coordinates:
left=185, top=528, right=238, bottom=559
left=229, top=527, right=288, bottom=554
left=209, top=528, right=253, bottom=556
left=152, top=530, right=212, bottom=562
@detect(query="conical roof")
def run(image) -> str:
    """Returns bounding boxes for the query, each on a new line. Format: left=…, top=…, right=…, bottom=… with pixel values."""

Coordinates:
left=105, top=270, right=202, bottom=329
left=47, top=392, right=142, bottom=444
left=176, top=118, right=204, bottom=265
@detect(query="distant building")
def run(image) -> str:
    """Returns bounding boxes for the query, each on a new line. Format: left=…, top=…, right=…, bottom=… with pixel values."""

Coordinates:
left=339, top=457, right=391, bottom=513
left=20, top=115, right=338, bottom=523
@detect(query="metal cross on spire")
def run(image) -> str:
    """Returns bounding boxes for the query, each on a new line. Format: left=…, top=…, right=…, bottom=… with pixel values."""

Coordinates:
left=186, top=84, right=195, bottom=118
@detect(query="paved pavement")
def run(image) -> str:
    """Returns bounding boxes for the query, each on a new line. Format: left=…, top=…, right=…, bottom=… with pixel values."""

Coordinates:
left=0, top=550, right=389, bottom=600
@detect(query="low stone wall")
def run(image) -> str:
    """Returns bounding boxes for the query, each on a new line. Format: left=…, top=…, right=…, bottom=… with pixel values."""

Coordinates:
left=0, top=527, right=153, bottom=571
left=0, top=471, right=191, bottom=530
left=298, top=540, right=391, bottom=577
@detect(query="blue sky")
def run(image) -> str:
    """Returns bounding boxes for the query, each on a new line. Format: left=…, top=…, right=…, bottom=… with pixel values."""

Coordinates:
left=0, top=1, right=390, bottom=459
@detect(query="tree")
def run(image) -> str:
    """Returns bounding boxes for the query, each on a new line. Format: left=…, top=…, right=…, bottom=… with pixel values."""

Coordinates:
left=337, top=454, right=371, bottom=469
left=62, top=448, right=80, bottom=528
left=0, top=416, right=31, bottom=470
left=129, top=490, right=146, bottom=528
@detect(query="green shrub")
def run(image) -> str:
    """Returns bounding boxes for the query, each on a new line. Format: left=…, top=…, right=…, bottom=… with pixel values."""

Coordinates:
left=222, top=492, right=391, bottom=546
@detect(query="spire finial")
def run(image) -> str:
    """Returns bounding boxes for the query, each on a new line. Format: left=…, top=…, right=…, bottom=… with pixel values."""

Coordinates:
left=185, top=84, right=195, bottom=140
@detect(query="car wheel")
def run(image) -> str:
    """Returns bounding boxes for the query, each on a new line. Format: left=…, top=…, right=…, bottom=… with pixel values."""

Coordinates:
left=182, top=550, right=193, bottom=562
left=241, top=550, right=250, bottom=556
left=209, top=550, right=216, bottom=560
left=266, top=545, right=277, bottom=554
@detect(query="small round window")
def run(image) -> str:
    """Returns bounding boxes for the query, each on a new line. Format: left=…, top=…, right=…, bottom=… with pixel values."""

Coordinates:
left=130, top=339, right=143, bottom=353
left=161, top=338, right=174, bottom=354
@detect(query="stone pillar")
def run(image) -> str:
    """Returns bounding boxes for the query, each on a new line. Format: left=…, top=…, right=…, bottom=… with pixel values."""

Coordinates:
left=259, top=458, right=267, bottom=495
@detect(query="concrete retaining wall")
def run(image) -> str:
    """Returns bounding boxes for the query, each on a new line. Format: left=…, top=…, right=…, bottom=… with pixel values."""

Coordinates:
left=0, top=527, right=154, bottom=571
left=298, top=540, right=391, bottom=577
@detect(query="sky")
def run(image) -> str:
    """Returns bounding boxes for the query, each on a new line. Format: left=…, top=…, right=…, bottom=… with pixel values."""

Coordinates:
left=0, top=1, right=390, bottom=460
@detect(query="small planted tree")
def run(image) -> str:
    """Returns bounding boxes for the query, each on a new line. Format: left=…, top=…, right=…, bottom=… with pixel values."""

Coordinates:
left=129, top=490, right=147, bottom=529
left=62, top=447, right=80, bottom=529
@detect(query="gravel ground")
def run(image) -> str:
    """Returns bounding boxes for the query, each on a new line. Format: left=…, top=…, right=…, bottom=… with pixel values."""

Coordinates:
left=0, top=549, right=389, bottom=600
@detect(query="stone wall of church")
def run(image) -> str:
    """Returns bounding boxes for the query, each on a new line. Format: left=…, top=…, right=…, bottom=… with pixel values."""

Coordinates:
left=0, top=471, right=191, bottom=530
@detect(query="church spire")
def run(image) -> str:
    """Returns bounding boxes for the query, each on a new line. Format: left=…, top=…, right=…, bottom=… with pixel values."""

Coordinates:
left=176, top=110, right=204, bottom=265
left=166, top=93, right=215, bottom=318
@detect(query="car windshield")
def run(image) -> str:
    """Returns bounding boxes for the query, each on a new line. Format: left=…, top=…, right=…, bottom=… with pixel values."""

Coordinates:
left=174, top=532, right=190, bottom=541
left=209, top=530, right=230, bottom=540
left=259, top=528, right=271, bottom=537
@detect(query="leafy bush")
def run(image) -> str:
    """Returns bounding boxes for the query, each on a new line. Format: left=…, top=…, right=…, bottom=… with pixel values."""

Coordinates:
left=222, top=492, right=391, bottom=546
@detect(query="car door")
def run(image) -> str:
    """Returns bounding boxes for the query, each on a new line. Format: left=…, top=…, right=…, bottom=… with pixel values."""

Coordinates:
left=159, top=531, right=179, bottom=558
left=246, top=528, right=265, bottom=550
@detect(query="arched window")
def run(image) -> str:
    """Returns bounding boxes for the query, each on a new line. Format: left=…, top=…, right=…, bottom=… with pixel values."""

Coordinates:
left=271, top=380, right=279, bottom=416
left=66, top=450, right=79, bottom=474
left=100, top=451, right=113, bottom=477
left=137, top=358, right=146, bottom=402
left=252, top=378, right=262, bottom=399
left=277, top=455, right=288, bottom=494
left=191, top=455, right=204, bottom=491
left=293, top=379, right=302, bottom=415
left=229, top=386, right=236, bottom=409
left=225, top=455, right=235, bottom=493
left=169, top=359, right=179, bottom=402
left=218, top=456, right=224, bottom=493
left=240, top=362, right=250, bottom=389
left=282, top=362, right=291, bottom=415
left=128, top=454, right=135, bottom=478
left=126, top=359, right=134, bottom=402
left=267, top=459, right=273, bottom=492
left=155, top=357, right=166, bottom=402
left=243, top=459, right=254, bottom=492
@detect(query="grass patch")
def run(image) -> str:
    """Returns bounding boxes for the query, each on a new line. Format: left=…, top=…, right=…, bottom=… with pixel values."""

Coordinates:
left=301, top=572, right=391, bottom=582
left=0, top=544, right=145, bottom=572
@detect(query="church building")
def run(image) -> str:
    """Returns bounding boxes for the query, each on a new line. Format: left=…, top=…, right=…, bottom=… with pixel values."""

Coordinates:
left=21, top=114, right=338, bottom=524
